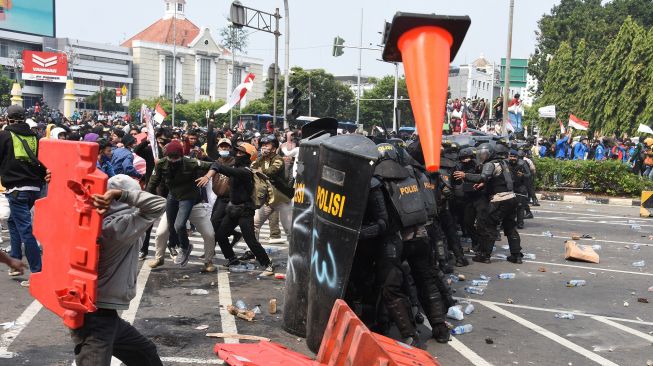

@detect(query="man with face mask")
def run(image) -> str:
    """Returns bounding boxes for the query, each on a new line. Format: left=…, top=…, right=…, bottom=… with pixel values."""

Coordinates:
left=146, top=141, right=213, bottom=267
left=209, top=138, right=242, bottom=249
left=508, top=149, right=531, bottom=229
left=453, top=147, right=487, bottom=254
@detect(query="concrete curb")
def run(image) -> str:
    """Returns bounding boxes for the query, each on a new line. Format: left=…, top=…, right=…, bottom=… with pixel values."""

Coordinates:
left=537, top=193, right=640, bottom=207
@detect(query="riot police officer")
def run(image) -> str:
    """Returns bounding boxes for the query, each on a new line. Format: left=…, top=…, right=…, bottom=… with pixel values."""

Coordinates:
left=438, top=144, right=467, bottom=270
left=508, top=149, right=531, bottom=229
left=458, top=143, right=523, bottom=264
left=453, top=147, right=487, bottom=253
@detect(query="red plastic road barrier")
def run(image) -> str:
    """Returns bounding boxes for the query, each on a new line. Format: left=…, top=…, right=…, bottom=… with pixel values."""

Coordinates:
left=215, top=300, right=439, bottom=366
left=214, top=341, right=320, bottom=366
left=30, top=139, right=107, bottom=329
left=381, top=13, right=470, bottom=172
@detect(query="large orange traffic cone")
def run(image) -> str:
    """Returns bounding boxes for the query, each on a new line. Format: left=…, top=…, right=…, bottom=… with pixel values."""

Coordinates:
left=382, top=13, right=471, bottom=172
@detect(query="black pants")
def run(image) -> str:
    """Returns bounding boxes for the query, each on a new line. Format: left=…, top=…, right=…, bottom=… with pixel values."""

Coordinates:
left=439, top=203, right=464, bottom=258
left=515, top=190, right=528, bottom=227
left=70, top=309, right=162, bottom=366
left=526, top=175, right=538, bottom=204
left=477, top=197, right=521, bottom=256
left=403, top=237, right=446, bottom=325
left=216, top=203, right=270, bottom=266
left=461, top=196, right=487, bottom=251
left=140, top=225, right=152, bottom=255
left=211, top=197, right=238, bottom=239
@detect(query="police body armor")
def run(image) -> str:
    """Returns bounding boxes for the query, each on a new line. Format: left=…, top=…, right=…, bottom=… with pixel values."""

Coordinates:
left=375, top=159, right=427, bottom=229
left=484, top=159, right=514, bottom=196
left=413, top=167, right=438, bottom=219
left=282, top=132, right=331, bottom=337
left=305, top=134, right=378, bottom=352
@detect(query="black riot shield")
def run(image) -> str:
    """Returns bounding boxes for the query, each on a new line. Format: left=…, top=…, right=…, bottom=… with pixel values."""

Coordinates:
left=282, top=133, right=331, bottom=337
left=305, top=134, right=378, bottom=352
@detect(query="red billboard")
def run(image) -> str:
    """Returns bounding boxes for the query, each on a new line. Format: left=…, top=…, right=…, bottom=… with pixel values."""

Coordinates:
left=22, top=50, right=68, bottom=83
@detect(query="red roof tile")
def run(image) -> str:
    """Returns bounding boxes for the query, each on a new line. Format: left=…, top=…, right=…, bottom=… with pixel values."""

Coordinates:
left=122, top=17, right=200, bottom=48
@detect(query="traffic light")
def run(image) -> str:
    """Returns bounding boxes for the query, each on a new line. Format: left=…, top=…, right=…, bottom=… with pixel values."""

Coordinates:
left=332, top=36, right=345, bottom=57
left=286, top=87, right=302, bottom=122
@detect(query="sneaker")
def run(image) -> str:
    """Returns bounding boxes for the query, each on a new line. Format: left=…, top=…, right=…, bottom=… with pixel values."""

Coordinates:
left=259, top=263, right=275, bottom=276
left=174, top=244, right=193, bottom=267
left=268, top=238, right=286, bottom=244
left=168, top=246, right=178, bottom=260
left=148, top=258, right=164, bottom=269
left=238, top=251, right=255, bottom=261
left=230, top=232, right=243, bottom=247
left=20, top=280, right=29, bottom=287
left=139, top=252, right=147, bottom=261
left=8, top=268, right=21, bottom=277
left=203, top=262, right=217, bottom=273
left=224, top=257, right=241, bottom=268
left=524, top=212, right=534, bottom=219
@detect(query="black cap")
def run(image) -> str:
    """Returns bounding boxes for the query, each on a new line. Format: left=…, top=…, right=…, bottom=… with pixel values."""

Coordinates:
left=7, top=105, right=25, bottom=120
left=122, top=134, right=136, bottom=147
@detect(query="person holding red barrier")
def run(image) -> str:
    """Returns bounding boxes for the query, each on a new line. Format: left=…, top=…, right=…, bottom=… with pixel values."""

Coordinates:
left=70, top=174, right=165, bottom=366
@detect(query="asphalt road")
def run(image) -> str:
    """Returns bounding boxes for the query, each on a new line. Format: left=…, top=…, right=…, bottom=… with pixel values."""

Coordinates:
left=0, top=200, right=652, bottom=366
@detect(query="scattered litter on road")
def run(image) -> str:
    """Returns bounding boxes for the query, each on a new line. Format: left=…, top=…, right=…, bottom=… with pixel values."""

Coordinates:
left=565, top=240, right=599, bottom=263
left=581, top=234, right=593, bottom=239
left=190, top=289, right=209, bottom=295
left=646, top=359, right=652, bottom=366
left=554, top=313, right=575, bottom=320
left=274, top=273, right=285, bottom=280
left=648, top=286, right=653, bottom=292
left=501, top=245, right=510, bottom=250
left=523, top=253, right=536, bottom=260
left=480, top=274, right=490, bottom=280
left=591, top=245, right=602, bottom=251
left=571, top=234, right=581, bottom=240
left=565, top=206, right=573, bottom=209
left=498, top=273, right=516, bottom=279
left=631, top=224, right=641, bottom=230
left=0, top=322, right=15, bottom=330
left=458, top=274, right=466, bottom=281
left=210, top=281, right=215, bottom=286
left=495, top=254, right=508, bottom=260
left=447, top=306, right=464, bottom=320
left=227, top=305, right=256, bottom=322
left=632, top=261, right=646, bottom=267
left=485, top=337, right=494, bottom=344
left=638, top=298, right=649, bottom=303
left=632, top=244, right=641, bottom=250
left=464, top=286, right=485, bottom=295
left=229, top=264, right=256, bottom=273
left=625, top=245, right=630, bottom=249
left=235, top=300, right=248, bottom=310
left=506, top=298, right=514, bottom=304
left=252, top=306, right=261, bottom=314
left=182, top=275, right=190, bottom=279
left=566, top=279, right=587, bottom=287
left=464, top=303, right=475, bottom=315
left=623, top=301, right=629, bottom=307
left=195, top=325, right=209, bottom=330
left=471, top=279, right=489, bottom=286
left=206, top=333, right=270, bottom=342
left=588, top=272, right=597, bottom=276
left=542, top=231, right=554, bottom=237
left=451, top=324, right=473, bottom=335
left=269, top=298, right=277, bottom=314
left=448, top=274, right=460, bottom=283
left=538, top=267, right=547, bottom=272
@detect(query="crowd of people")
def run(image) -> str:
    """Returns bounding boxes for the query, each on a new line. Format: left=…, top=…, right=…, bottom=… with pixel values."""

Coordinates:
left=0, top=102, right=542, bottom=364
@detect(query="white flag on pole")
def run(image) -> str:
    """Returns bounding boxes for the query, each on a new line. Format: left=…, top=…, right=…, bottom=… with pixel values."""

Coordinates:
left=538, top=105, right=556, bottom=118
left=637, top=123, right=653, bottom=134
left=215, top=73, right=256, bottom=114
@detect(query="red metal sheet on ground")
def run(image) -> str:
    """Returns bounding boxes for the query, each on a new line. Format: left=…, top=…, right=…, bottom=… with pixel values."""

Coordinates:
left=215, top=341, right=320, bottom=366
left=30, top=139, right=107, bottom=329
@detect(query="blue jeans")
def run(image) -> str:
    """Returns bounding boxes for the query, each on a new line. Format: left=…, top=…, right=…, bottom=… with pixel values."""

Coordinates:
left=7, top=190, right=42, bottom=273
left=166, top=195, right=195, bottom=251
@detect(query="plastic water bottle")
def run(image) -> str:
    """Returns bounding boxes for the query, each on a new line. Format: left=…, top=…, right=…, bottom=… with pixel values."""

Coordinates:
left=463, top=303, right=475, bottom=315
left=632, top=244, right=640, bottom=250
left=542, top=231, right=553, bottom=237
left=470, top=280, right=489, bottom=286
left=523, top=253, right=536, bottom=260
left=554, top=313, right=575, bottom=320
left=447, top=306, right=464, bottom=321
left=464, top=286, right=485, bottom=295
left=498, top=273, right=516, bottom=279
left=632, top=260, right=646, bottom=267
left=235, top=300, right=248, bottom=310
left=566, top=280, right=586, bottom=287
left=448, top=274, right=460, bottom=283
left=479, top=275, right=490, bottom=281
left=451, top=324, right=473, bottom=335
left=591, top=245, right=602, bottom=251
left=495, top=254, right=508, bottom=260
left=229, top=265, right=249, bottom=273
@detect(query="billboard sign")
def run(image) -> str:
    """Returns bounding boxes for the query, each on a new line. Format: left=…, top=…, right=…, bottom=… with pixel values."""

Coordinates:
left=500, top=58, right=528, bottom=88
left=22, top=51, right=68, bottom=83
left=0, top=0, right=56, bottom=37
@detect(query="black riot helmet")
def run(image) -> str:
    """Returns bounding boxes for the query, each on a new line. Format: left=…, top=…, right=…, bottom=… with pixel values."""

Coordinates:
left=476, top=143, right=493, bottom=164
left=376, top=143, right=401, bottom=163
left=387, top=138, right=407, bottom=150
left=494, top=143, right=510, bottom=159
left=260, top=134, right=279, bottom=148
left=458, top=147, right=476, bottom=161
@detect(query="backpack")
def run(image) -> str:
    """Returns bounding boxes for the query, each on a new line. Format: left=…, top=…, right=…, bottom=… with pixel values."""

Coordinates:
left=247, top=168, right=274, bottom=209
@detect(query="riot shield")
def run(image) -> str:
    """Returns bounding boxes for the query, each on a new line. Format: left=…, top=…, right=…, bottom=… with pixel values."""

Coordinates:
left=305, top=134, right=378, bottom=353
left=282, top=132, right=331, bottom=337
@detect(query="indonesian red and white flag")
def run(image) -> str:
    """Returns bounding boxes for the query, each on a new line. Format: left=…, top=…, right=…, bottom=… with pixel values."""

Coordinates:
left=215, top=73, right=256, bottom=114
left=568, top=114, right=589, bottom=131
left=141, top=104, right=159, bottom=160
left=559, top=120, right=566, bottom=134
left=461, top=109, right=468, bottom=133
left=153, top=103, right=167, bottom=124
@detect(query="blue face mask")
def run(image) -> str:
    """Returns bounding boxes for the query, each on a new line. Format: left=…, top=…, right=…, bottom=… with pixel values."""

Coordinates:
left=219, top=150, right=230, bottom=158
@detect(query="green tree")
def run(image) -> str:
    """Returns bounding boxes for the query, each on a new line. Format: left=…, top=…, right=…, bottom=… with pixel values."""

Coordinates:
left=0, top=67, right=16, bottom=108
left=219, top=26, right=249, bottom=54
left=86, top=88, right=121, bottom=112
left=359, top=75, right=413, bottom=128
left=241, top=99, right=270, bottom=115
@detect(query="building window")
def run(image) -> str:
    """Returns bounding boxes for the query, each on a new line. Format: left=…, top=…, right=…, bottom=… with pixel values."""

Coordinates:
left=166, top=3, right=170, bottom=11
left=199, top=58, right=211, bottom=96
left=0, top=43, right=7, bottom=58
left=164, top=56, right=175, bottom=99
left=177, top=3, right=183, bottom=12
left=233, top=65, right=244, bottom=89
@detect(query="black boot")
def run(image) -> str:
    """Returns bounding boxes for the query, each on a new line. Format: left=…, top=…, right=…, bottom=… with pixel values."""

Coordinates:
left=472, top=252, right=491, bottom=264
left=507, top=253, right=523, bottom=264
left=432, top=322, right=450, bottom=343
left=455, top=256, right=470, bottom=267
left=385, top=298, right=418, bottom=344
left=421, top=296, right=449, bottom=344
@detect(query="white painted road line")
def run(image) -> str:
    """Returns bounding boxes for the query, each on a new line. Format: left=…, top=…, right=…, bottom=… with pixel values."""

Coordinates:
left=533, top=209, right=639, bottom=220
left=534, top=216, right=653, bottom=228
left=448, top=337, right=494, bottom=366
left=521, top=233, right=653, bottom=248
left=480, top=255, right=653, bottom=277
left=217, top=271, right=238, bottom=345
left=160, top=356, right=224, bottom=364
left=481, top=302, right=620, bottom=366
left=121, top=264, right=151, bottom=324
left=0, top=299, right=42, bottom=358
left=464, top=298, right=653, bottom=326
left=592, top=316, right=653, bottom=343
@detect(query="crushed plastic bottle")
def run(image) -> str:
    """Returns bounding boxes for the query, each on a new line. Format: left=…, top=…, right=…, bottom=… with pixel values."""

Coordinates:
left=495, top=254, right=508, bottom=260
left=447, top=306, right=464, bottom=320
left=463, top=303, right=475, bottom=315
left=631, top=224, right=642, bottom=230
left=265, top=247, right=279, bottom=254
left=448, top=274, right=460, bottom=283
left=464, top=286, right=485, bottom=295
left=542, top=231, right=554, bottom=237
left=566, top=279, right=587, bottom=287
left=632, top=261, right=646, bottom=267
left=648, top=286, right=653, bottom=292
left=501, top=245, right=510, bottom=250
left=498, top=273, right=516, bottom=279
left=554, top=313, right=575, bottom=320
left=479, top=275, right=490, bottom=281
left=632, top=244, right=641, bottom=250
left=252, top=306, right=261, bottom=314
left=470, top=280, right=490, bottom=286
left=235, top=300, right=248, bottom=310
left=591, top=245, right=602, bottom=251
left=190, top=289, right=209, bottom=296
left=523, top=253, right=536, bottom=260
left=451, top=324, right=473, bottom=335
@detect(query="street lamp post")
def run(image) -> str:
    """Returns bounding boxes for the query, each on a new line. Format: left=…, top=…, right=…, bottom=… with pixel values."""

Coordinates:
left=282, top=0, right=290, bottom=128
